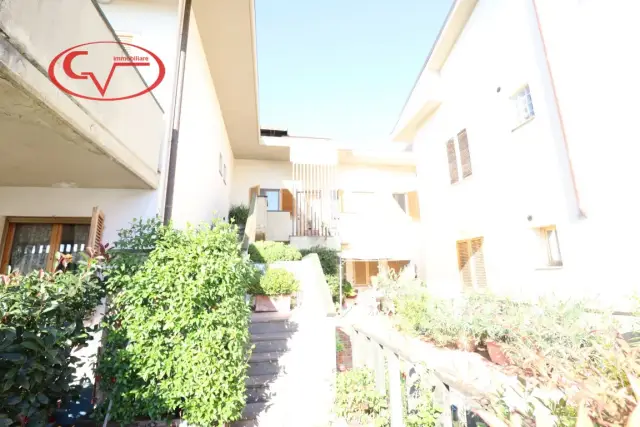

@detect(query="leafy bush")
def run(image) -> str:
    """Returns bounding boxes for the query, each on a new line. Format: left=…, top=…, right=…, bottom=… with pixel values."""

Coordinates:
left=228, top=204, right=249, bottom=226
left=248, top=241, right=301, bottom=263
left=325, top=274, right=355, bottom=303
left=299, top=246, right=339, bottom=275
left=96, top=219, right=253, bottom=426
left=335, top=368, right=389, bottom=427
left=248, top=268, right=299, bottom=296
left=0, top=254, right=107, bottom=427
left=402, top=368, right=442, bottom=427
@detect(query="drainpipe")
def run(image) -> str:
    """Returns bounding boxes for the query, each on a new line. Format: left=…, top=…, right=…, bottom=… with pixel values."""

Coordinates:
left=531, top=0, right=586, bottom=219
left=163, top=0, right=193, bottom=225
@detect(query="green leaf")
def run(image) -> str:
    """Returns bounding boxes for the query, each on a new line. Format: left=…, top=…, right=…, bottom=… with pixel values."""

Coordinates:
left=0, top=353, right=24, bottom=362
left=5, top=395, right=21, bottom=405
left=36, top=393, right=48, bottom=404
left=20, top=341, right=40, bottom=352
left=41, top=301, right=59, bottom=313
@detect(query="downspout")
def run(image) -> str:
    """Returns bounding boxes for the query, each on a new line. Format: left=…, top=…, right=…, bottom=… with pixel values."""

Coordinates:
left=531, top=0, right=586, bottom=219
left=163, top=0, right=193, bottom=224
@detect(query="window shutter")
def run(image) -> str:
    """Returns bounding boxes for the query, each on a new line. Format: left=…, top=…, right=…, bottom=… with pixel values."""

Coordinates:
left=456, top=240, right=473, bottom=290
left=87, top=207, right=105, bottom=255
left=446, top=138, right=459, bottom=184
left=338, top=190, right=344, bottom=213
left=280, top=189, right=294, bottom=217
left=458, top=129, right=473, bottom=178
left=116, top=32, right=136, bottom=55
left=471, top=237, right=487, bottom=289
left=407, top=191, right=421, bottom=220
left=249, top=185, right=260, bottom=205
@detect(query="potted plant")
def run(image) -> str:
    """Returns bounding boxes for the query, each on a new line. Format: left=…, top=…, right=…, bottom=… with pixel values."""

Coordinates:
left=228, top=204, right=249, bottom=236
left=248, top=268, right=299, bottom=313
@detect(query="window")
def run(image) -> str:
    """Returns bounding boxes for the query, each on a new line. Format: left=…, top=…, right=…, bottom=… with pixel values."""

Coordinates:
left=219, top=153, right=223, bottom=177
left=456, top=237, right=487, bottom=291
left=511, top=85, right=535, bottom=128
left=223, top=164, right=227, bottom=185
left=259, top=189, right=280, bottom=211
left=538, top=225, right=563, bottom=267
left=392, top=193, right=407, bottom=212
left=445, top=129, right=473, bottom=184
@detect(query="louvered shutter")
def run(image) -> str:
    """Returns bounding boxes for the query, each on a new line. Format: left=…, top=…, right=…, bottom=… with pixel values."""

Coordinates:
left=116, top=33, right=136, bottom=55
left=446, top=138, right=459, bottom=184
left=87, top=207, right=105, bottom=255
left=458, top=129, right=473, bottom=178
left=280, top=189, right=294, bottom=217
left=471, top=237, right=487, bottom=289
left=338, top=190, right=345, bottom=213
left=456, top=240, right=473, bottom=290
left=407, top=191, right=421, bottom=220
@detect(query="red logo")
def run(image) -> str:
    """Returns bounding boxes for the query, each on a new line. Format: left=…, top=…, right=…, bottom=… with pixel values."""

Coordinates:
left=48, top=41, right=165, bottom=101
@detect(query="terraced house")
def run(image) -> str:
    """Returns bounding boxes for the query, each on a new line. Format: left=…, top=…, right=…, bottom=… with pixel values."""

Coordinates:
left=393, top=0, right=640, bottom=309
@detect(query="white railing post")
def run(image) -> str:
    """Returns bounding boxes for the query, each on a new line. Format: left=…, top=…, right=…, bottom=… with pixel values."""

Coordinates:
left=387, top=350, right=404, bottom=427
left=373, top=342, right=386, bottom=396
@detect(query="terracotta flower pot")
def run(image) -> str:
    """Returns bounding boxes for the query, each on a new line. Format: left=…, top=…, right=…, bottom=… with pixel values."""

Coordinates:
left=485, top=340, right=509, bottom=365
left=254, top=295, right=291, bottom=313
left=456, top=335, right=477, bottom=352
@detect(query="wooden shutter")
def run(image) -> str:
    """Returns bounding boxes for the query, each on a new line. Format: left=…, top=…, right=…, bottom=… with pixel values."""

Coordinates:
left=458, top=129, right=473, bottom=178
left=407, top=191, right=421, bottom=220
left=87, top=207, right=105, bottom=254
left=446, top=138, right=459, bottom=184
left=456, top=240, right=473, bottom=290
left=338, top=189, right=344, bottom=213
left=249, top=185, right=260, bottom=204
left=471, top=237, right=487, bottom=289
left=280, top=189, right=294, bottom=217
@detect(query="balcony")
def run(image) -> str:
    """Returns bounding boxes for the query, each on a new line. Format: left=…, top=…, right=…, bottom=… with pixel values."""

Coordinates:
left=0, top=0, right=164, bottom=189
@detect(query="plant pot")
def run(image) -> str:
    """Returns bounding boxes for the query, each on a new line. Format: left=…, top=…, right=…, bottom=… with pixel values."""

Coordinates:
left=254, top=295, right=291, bottom=313
left=485, top=340, right=509, bottom=365
left=456, top=335, right=477, bottom=352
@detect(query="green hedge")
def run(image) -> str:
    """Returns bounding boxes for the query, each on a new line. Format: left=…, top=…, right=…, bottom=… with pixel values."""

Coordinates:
left=0, top=254, right=107, bottom=427
left=248, top=268, right=299, bottom=296
left=326, top=274, right=355, bottom=303
left=228, top=204, right=249, bottom=226
left=300, top=246, right=339, bottom=275
left=97, top=218, right=253, bottom=426
left=248, top=241, right=302, bottom=263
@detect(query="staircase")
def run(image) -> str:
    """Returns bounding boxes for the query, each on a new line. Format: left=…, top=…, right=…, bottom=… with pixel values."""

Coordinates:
left=233, top=255, right=337, bottom=427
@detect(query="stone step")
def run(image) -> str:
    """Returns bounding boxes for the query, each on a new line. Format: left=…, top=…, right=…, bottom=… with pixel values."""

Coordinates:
left=245, top=373, right=278, bottom=388
left=249, top=351, right=284, bottom=363
left=249, top=320, right=296, bottom=335
left=249, top=360, right=281, bottom=376
left=250, top=331, right=294, bottom=343
left=246, top=385, right=270, bottom=404
left=251, top=338, right=289, bottom=353
left=251, top=312, right=291, bottom=323
left=241, top=401, right=268, bottom=421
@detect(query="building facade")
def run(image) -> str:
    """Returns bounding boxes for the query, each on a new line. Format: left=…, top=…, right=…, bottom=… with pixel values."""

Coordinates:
left=394, top=0, right=640, bottom=308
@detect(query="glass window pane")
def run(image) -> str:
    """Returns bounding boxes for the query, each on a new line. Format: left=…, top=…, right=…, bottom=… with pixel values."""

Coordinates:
left=546, top=229, right=563, bottom=264
left=57, top=224, right=90, bottom=271
left=260, top=189, right=280, bottom=211
left=393, top=193, right=407, bottom=212
left=8, top=224, right=53, bottom=273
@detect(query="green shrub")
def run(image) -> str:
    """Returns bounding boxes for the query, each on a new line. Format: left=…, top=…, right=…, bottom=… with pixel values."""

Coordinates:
left=248, top=241, right=302, bottom=263
left=248, top=268, right=299, bottom=296
left=228, top=204, right=249, bottom=226
left=96, top=219, right=253, bottom=426
left=335, top=368, right=389, bottom=426
left=325, top=274, right=355, bottom=303
left=299, top=246, right=339, bottom=275
left=0, top=254, right=107, bottom=427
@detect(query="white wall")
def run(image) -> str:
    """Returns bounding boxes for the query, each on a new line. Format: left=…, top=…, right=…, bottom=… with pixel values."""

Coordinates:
left=232, top=159, right=293, bottom=207
left=169, top=15, right=235, bottom=226
left=0, top=187, right=160, bottom=245
left=100, top=0, right=179, bottom=111
left=412, top=0, right=639, bottom=308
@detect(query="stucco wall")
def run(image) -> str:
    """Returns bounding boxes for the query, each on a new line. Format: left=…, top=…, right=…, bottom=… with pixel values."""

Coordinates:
left=168, top=15, right=235, bottom=226
left=0, top=187, right=160, bottom=245
left=412, top=0, right=638, bottom=308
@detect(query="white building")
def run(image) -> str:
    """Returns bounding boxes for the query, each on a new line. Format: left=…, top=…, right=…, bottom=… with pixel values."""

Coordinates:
left=393, top=0, right=640, bottom=308
left=0, top=0, right=424, bottom=287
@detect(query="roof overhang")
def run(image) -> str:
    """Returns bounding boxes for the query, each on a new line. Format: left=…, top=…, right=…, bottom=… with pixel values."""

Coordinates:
left=192, top=0, right=268, bottom=159
left=392, top=0, right=478, bottom=142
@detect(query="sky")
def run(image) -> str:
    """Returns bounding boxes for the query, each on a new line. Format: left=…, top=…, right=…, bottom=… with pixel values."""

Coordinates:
left=255, top=0, right=453, bottom=141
